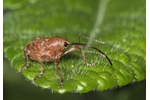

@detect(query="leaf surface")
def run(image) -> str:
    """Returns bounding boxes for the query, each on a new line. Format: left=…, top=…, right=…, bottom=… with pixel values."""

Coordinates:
left=4, top=0, right=146, bottom=94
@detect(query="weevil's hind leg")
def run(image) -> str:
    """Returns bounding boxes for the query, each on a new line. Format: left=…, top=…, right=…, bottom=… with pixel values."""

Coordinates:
left=80, top=47, right=95, bottom=66
left=54, top=59, right=63, bottom=88
left=34, top=62, right=43, bottom=79
left=18, top=49, right=29, bottom=72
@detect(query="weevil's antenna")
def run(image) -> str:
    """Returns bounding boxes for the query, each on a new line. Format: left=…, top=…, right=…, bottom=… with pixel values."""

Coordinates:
left=79, top=34, right=105, bottom=44
left=68, top=42, right=112, bottom=66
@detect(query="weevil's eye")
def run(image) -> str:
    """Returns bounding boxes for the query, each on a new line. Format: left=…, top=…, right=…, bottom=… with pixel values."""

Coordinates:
left=64, top=42, right=68, bottom=47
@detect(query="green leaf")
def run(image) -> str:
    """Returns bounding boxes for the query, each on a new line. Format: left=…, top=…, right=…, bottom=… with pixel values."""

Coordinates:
left=4, top=0, right=146, bottom=94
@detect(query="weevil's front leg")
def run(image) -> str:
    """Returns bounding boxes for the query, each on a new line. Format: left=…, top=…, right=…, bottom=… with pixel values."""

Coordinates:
left=18, top=49, right=29, bottom=72
left=80, top=47, right=95, bottom=66
left=54, top=59, right=63, bottom=88
left=34, top=62, right=43, bottom=79
left=64, top=45, right=95, bottom=66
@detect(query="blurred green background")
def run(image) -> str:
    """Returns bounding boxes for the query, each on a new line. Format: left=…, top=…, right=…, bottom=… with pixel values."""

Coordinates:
left=3, top=0, right=146, bottom=99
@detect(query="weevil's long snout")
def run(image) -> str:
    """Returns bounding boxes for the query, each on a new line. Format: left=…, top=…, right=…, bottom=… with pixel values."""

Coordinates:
left=63, top=43, right=82, bottom=55
left=66, top=42, right=113, bottom=66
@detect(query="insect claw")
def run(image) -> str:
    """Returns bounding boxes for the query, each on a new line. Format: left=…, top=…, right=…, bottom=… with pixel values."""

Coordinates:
left=58, top=82, right=63, bottom=88
left=18, top=66, right=27, bottom=72
left=18, top=68, right=22, bottom=72
left=34, top=74, right=42, bottom=80
left=85, top=62, right=95, bottom=66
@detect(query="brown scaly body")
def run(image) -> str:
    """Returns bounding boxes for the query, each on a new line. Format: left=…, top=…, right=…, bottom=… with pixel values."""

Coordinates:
left=24, top=36, right=69, bottom=62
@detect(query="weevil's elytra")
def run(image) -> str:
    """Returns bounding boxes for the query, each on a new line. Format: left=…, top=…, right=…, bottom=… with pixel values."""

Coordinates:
left=18, top=35, right=112, bottom=88
left=24, top=36, right=69, bottom=62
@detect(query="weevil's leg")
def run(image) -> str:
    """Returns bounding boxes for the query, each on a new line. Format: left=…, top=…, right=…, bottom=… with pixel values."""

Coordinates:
left=54, top=59, right=63, bottom=88
left=64, top=44, right=95, bottom=66
left=80, top=47, right=86, bottom=63
left=80, top=47, right=95, bottom=66
left=34, top=62, right=43, bottom=79
left=18, top=49, right=29, bottom=72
